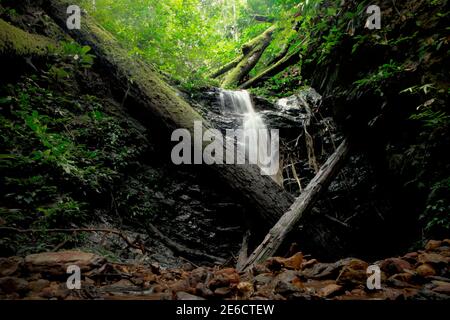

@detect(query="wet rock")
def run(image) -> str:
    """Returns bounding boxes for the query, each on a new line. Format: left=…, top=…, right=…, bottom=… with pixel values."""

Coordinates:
left=214, top=287, right=232, bottom=297
left=301, top=258, right=355, bottom=280
left=319, top=284, right=343, bottom=298
left=25, top=251, right=106, bottom=276
left=39, top=282, right=69, bottom=299
left=176, top=291, right=206, bottom=300
left=195, top=283, right=214, bottom=298
left=425, top=240, right=442, bottom=251
left=418, top=252, right=449, bottom=265
left=336, top=259, right=369, bottom=286
left=188, top=267, right=209, bottom=287
left=274, top=280, right=302, bottom=295
left=416, top=264, right=436, bottom=277
left=403, top=252, right=419, bottom=263
left=253, top=273, right=273, bottom=286
left=302, top=259, right=318, bottom=269
left=0, top=257, right=23, bottom=277
left=273, top=270, right=303, bottom=295
left=432, top=283, right=450, bottom=295
left=301, top=262, right=339, bottom=280
left=269, top=253, right=303, bottom=271
left=0, top=277, right=29, bottom=294
left=388, top=272, right=414, bottom=283
left=29, top=279, right=50, bottom=292
left=208, top=268, right=239, bottom=290
left=237, top=282, right=254, bottom=295
left=379, top=258, right=413, bottom=276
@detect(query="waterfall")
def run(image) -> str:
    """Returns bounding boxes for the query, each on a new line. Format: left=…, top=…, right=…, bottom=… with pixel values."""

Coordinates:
left=219, top=90, right=274, bottom=175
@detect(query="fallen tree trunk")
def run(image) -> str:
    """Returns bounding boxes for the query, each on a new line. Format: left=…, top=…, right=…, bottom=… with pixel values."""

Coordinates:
left=43, top=0, right=293, bottom=226
left=240, top=48, right=301, bottom=89
left=0, top=19, right=56, bottom=57
left=221, top=25, right=277, bottom=88
left=265, top=42, right=292, bottom=67
left=240, top=138, right=351, bottom=271
left=208, top=55, right=243, bottom=79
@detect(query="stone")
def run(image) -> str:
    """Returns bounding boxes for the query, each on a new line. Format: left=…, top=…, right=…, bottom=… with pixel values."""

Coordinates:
left=302, top=258, right=356, bottom=280
left=319, top=284, right=343, bottom=298
left=416, top=264, right=436, bottom=277
left=425, top=240, right=442, bottom=251
left=188, top=267, right=209, bottom=286
left=267, top=253, right=303, bottom=271
left=195, top=283, right=214, bottom=298
left=379, top=258, right=413, bottom=276
left=302, top=259, right=318, bottom=269
left=388, top=272, right=413, bottom=283
left=208, top=268, right=239, bottom=290
left=432, top=283, right=450, bottom=295
left=237, top=281, right=253, bottom=294
left=214, top=287, right=231, bottom=297
left=418, top=252, right=449, bottom=265
left=253, top=273, right=273, bottom=286
left=336, top=259, right=369, bottom=286
left=176, top=291, right=206, bottom=300
left=0, top=277, right=29, bottom=294
left=0, top=257, right=23, bottom=277
left=29, top=279, right=50, bottom=292
left=25, top=251, right=106, bottom=276
left=402, top=252, right=418, bottom=263
left=273, top=270, right=303, bottom=294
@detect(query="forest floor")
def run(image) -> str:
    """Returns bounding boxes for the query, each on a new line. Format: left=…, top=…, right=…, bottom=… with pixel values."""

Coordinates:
left=1, top=239, right=449, bottom=300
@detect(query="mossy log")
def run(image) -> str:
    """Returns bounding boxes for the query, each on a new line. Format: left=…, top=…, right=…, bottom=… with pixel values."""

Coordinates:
left=208, top=55, right=244, bottom=79
left=240, top=48, right=301, bottom=89
left=43, top=0, right=294, bottom=226
left=0, top=19, right=56, bottom=57
left=221, top=25, right=277, bottom=88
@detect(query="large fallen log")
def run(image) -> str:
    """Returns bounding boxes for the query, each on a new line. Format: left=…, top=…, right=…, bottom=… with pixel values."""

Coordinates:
left=239, top=138, right=351, bottom=271
left=208, top=55, right=244, bottom=79
left=42, top=0, right=293, bottom=226
left=221, top=25, right=277, bottom=88
left=0, top=19, right=56, bottom=57
left=240, top=48, right=301, bottom=89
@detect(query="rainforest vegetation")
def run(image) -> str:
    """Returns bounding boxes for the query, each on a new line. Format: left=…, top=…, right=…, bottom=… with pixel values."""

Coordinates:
left=0, top=0, right=449, bottom=301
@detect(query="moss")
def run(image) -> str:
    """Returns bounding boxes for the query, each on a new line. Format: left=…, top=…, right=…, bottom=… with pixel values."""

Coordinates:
left=222, top=25, right=277, bottom=88
left=0, top=19, right=56, bottom=56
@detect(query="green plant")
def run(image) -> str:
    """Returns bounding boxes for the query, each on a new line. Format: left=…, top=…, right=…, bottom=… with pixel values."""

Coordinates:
left=420, top=178, right=450, bottom=238
left=61, top=42, right=95, bottom=68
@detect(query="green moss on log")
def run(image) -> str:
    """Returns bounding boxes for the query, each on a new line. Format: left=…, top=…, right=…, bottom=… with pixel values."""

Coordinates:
left=221, top=25, right=277, bottom=88
left=0, top=19, right=56, bottom=56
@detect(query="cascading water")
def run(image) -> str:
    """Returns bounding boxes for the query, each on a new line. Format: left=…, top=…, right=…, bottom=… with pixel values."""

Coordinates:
left=219, top=89, right=275, bottom=176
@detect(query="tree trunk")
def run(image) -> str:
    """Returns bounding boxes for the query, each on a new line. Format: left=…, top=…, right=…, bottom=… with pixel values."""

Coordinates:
left=0, top=19, right=56, bottom=57
left=252, top=15, right=275, bottom=23
left=208, top=55, right=243, bottom=79
left=240, top=139, right=351, bottom=271
left=240, top=48, right=301, bottom=89
left=43, top=0, right=293, bottom=226
left=221, top=25, right=276, bottom=88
